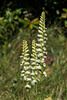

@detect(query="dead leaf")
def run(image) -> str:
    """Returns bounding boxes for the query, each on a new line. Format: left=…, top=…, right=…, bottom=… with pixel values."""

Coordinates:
left=44, top=97, right=53, bottom=100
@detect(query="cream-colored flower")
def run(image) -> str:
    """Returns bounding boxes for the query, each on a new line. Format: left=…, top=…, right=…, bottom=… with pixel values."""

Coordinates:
left=43, top=71, right=47, bottom=77
left=36, top=48, right=42, bottom=52
left=31, top=80, right=37, bottom=85
left=38, top=39, right=43, bottom=42
left=38, top=30, right=43, bottom=34
left=36, top=43, right=41, bottom=47
left=38, top=53, right=43, bottom=57
left=21, top=70, right=24, bottom=73
left=21, top=74, right=24, bottom=76
left=37, top=34, right=43, bottom=37
left=26, top=78, right=31, bottom=81
left=25, top=71, right=30, bottom=74
left=35, top=66, right=41, bottom=69
left=25, top=84, right=31, bottom=89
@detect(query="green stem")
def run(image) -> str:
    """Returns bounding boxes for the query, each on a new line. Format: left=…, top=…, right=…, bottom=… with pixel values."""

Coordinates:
left=36, top=84, right=38, bottom=100
left=41, top=74, right=43, bottom=100
left=23, top=81, right=25, bottom=100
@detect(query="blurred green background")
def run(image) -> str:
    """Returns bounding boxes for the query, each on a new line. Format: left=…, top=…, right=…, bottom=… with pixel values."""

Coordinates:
left=0, top=0, right=67, bottom=100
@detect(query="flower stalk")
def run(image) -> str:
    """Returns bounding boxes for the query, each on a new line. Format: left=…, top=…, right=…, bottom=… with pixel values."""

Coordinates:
left=20, top=40, right=31, bottom=90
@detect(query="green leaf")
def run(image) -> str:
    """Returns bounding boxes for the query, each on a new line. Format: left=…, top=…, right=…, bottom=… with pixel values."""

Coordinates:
left=63, top=8, right=67, bottom=12
left=29, top=24, right=33, bottom=29
left=64, top=20, right=67, bottom=27
left=0, top=34, right=2, bottom=37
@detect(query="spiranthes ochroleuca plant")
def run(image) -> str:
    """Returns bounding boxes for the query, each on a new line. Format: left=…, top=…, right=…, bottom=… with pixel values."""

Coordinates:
left=36, top=12, right=47, bottom=99
left=36, top=11, right=47, bottom=77
left=20, top=40, right=31, bottom=89
left=31, top=40, right=38, bottom=85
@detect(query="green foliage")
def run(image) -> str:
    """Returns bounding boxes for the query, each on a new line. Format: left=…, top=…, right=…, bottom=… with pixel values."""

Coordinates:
left=59, top=8, right=67, bottom=27
left=0, top=8, right=39, bottom=49
left=0, top=0, right=66, bottom=27
left=0, top=8, right=23, bottom=48
left=23, top=17, right=39, bottom=29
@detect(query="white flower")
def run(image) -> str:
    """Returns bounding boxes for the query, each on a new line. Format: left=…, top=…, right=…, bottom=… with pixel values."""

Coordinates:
left=31, top=72, right=34, bottom=76
left=42, top=58, right=44, bottom=61
left=21, top=70, right=24, bottom=73
left=41, top=58, right=44, bottom=63
left=31, top=67, right=35, bottom=70
left=32, top=49, right=36, bottom=52
left=39, top=21, right=42, bottom=24
left=35, top=71, right=38, bottom=75
left=44, top=37, right=48, bottom=40
left=39, top=21, right=43, bottom=25
left=26, top=50, right=29, bottom=52
left=25, top=71, right=30, bottom=74
left=24, top=57, right=27, bottom=59
left=24, top=66, right=27, bottom=70
left=31, top=58, right=35, bottom=61
left=38, top=39, right=43, bottom=42
left=43, top=30, right=46, bottom=32
left=45, top=28, right=47, bottom=29
left=24, top=66, right=30, bottom=70
left=25, top=54, right=29, bottom=56
left=43, top=71, right=47, bottom=77
left=24, top=57, right=29, bottom=60
left=31, top=80, right=37, bottom=85
left=36, top=43, right=41, bottom=47
left=32, top=62, right=36, bottom=65
left=35, top=66, right=41, bottom=69
left=38, top=30, right=42, bottom=34
left=21, top=74, right=24, bottom=76
left=20, top=56, right=23, bottom=58
left=44, top=33, right=47, bottom=36
left=41, top=60, right=44, bottom=63
left=29, top=65, right=32, bottom=68
left=37, top=34, right=43, bottom=37
left=44, top=41, right=46, bottom=43
left=20, top=64, right=23, bottom=66
left=26, top=78, right=31, bottom=81
left=42, top=43, right=44, bottom=46
left=24, top=76, right=27, bottom=80
left=25, top=84, right=31, bottom=89
left=36, top=49, right=42, bottom=52
left=39, top=27, right=43, bottom=31
left=32, top=46, right=35, bottom=49
left=22, top=53, right=24, bottom=55
left=21, top=61, right=24, bottom=64
left=36, top=59, right=40, bottom=63
left=31, top=54, right=33, bottom=57
left=43, top=47, right=46, bottom=50
left=38, top=53, right=43, bottom=57
left=44, top=56, right=47, bottom=58
left=36, top=78, right=40, bottom=81
left=43, top=63, right=46, bottom=67
left=39, top=23, right=45, bottom=29
left=25, top=62, right=29, bottom=65
left=44, top=52, right=47, bottom=54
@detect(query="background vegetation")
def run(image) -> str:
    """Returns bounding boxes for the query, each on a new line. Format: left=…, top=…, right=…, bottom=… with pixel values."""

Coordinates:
left=0, top=0, right=67, bottom=100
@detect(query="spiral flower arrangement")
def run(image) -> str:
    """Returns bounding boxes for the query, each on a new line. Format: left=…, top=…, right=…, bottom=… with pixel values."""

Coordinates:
left=31, top=40, right=38, bottom=85
left=20, top=12, right=47, bottom=96
left=36, top=12, right=47, bottom=77
left=20, top=40, right=31, bottom=89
